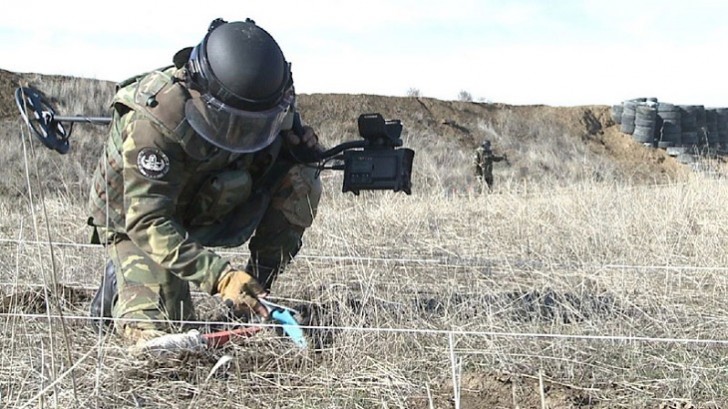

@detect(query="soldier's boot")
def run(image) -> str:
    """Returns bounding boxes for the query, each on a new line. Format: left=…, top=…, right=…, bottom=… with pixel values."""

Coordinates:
left=89, top=261, right=118, bottom=333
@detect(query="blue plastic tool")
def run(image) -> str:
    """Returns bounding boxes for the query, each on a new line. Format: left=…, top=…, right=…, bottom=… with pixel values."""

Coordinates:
left=260, top=299, right=308, bottom=349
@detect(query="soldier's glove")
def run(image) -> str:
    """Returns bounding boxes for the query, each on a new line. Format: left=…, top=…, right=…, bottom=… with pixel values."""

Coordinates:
left=283, top=125, right=320, bottom=149
left=217, top=269, right=269, bottom=319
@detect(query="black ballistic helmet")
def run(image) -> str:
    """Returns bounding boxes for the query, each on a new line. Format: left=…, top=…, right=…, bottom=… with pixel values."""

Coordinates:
left=185, top=18, right=295, bottom=153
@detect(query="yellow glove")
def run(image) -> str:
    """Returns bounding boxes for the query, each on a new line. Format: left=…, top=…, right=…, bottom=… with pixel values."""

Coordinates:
left=217, top=269, right=269, bottom=319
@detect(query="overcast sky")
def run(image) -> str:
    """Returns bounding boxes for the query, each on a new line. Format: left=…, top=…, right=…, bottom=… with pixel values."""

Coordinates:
left=1, top=0, right=727, bottom=106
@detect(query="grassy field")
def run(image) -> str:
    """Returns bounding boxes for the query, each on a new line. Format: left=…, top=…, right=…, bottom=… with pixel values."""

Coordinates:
left=1, top=75, right=728, bottom=408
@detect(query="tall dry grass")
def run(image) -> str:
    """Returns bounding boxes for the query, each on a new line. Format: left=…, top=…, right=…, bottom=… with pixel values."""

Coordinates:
left=1, top=76, right=728, bottom=408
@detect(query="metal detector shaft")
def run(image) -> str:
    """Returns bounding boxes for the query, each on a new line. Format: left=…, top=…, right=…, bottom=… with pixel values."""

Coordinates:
left=52, top=116, right=111, bottom=125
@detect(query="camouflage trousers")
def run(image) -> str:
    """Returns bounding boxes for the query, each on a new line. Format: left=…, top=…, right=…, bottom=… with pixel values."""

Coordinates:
left=108, top=238, right=195, bottom=332
left=108, top=164, right=322, bottom=333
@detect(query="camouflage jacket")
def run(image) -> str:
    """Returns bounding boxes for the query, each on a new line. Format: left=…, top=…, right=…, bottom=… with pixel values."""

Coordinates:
left=88, top=66, right=290, bottom=294
left=474, top=147, right=506, bottom=175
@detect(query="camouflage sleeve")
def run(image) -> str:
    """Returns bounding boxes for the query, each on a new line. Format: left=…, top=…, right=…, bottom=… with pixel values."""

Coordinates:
left=473, top=149, right=482, bottom=172
left=121, top=116, right=230, bottom=294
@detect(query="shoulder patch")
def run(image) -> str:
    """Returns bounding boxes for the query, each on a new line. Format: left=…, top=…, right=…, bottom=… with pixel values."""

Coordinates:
left=137, top=147, right=170, bottom=179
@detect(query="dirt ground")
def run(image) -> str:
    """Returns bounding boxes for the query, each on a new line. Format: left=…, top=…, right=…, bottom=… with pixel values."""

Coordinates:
left=2, top=284, right=717, bottom=408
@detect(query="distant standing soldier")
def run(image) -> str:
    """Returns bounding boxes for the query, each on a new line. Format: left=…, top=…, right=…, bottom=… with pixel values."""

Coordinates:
left=474, top=140, right=507, bottom=190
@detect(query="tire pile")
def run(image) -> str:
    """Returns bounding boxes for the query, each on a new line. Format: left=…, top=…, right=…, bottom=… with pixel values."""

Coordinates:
left=611, top=98, right=728, bottom=152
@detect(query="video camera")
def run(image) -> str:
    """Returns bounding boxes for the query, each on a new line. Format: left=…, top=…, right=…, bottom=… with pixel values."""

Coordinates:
left=341, top=113, right=414, bottom=195
left=287, top=112, right=414, bottom=195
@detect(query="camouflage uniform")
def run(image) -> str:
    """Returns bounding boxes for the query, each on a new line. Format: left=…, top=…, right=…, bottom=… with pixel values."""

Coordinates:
left=474, top=144, right=506, bottom=190
left=88, top=66, right=321, bottom=332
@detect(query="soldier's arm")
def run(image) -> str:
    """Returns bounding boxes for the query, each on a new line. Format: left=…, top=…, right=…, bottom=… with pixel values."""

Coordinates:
left=121, top=117, right=230, bottom=294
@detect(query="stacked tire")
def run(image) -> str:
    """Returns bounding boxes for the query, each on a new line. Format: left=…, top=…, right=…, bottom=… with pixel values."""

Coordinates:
left=615, top=98, right=728, bottom=153
left=620, top=100, right=638, bottom=134
left=611, top=104, right=623, bottom=125
left=657, top=103, right=681, bottom=148
left=705, top=109, right=719, bottom=148
left=694, top=105, right=707, bottom=147
left=716, top=108, right=728, bottom=151
left=679, top=105, right=701, bottom=148
left=633, top=103, right=658, bottom=146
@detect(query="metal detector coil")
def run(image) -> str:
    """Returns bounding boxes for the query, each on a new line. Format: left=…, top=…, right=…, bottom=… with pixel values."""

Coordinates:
left=14, top=87, right=111, bottom=154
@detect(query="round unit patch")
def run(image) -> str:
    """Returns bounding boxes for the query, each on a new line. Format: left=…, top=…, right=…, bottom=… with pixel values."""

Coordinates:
left=137, top=147, right=170, bottom=179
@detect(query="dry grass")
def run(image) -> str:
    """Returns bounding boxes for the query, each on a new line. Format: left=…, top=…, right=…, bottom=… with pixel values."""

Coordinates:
left=2, top=76, right=728, bottom=408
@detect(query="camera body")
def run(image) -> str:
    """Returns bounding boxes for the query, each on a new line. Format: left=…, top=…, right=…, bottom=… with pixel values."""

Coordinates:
left=341, top=114, right=414, bottom=195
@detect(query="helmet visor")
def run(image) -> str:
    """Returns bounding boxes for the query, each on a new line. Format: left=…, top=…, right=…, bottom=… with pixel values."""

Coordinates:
left=185, top=89, right=294, bottom=153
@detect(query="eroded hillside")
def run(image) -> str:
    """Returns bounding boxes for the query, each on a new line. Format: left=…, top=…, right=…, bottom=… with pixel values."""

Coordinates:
left=0, top=68, right=688, bottom=196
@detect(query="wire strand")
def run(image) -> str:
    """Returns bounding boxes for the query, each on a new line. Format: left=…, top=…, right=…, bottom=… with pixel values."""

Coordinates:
left=2, top=236, right=728, bottom=272
left=2, top=311, right=727, bottom=346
